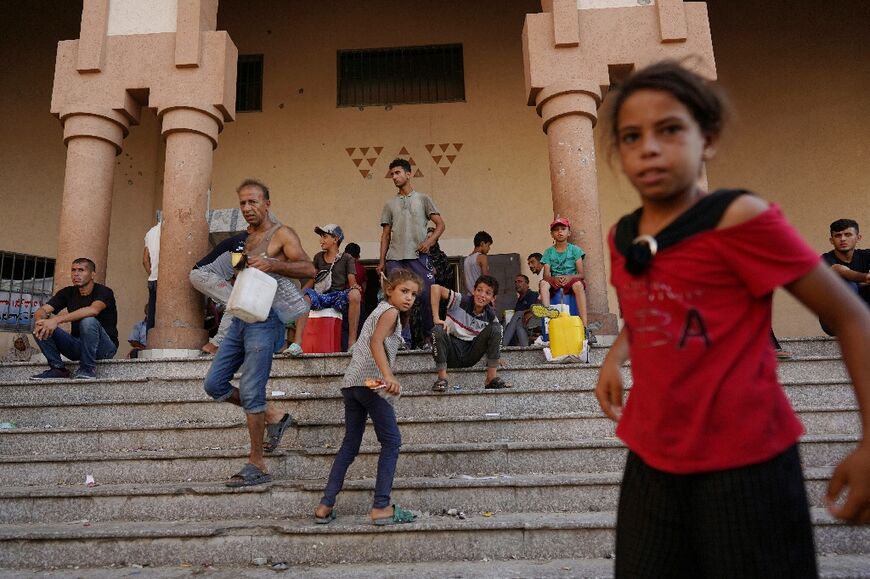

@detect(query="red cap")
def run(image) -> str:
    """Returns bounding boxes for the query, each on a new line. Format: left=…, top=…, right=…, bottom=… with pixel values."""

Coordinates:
left=550, top=217, right=570, bottom=230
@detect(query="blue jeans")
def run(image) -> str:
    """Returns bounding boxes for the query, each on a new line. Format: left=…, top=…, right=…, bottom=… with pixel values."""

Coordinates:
left=34, top=317, right=117, bottom=371
left=203, top=309, right=285, bottom=414
left=321, top=387, right=402, bottom=509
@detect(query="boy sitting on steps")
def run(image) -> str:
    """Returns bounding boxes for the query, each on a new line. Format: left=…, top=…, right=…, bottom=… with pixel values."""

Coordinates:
left=532, top=217, right=595, bottom=344
left=430, top=275, right=509, bottom=392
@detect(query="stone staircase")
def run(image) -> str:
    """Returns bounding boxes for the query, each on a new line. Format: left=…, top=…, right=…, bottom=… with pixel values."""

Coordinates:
left=0, top=338, right=868, bottom=577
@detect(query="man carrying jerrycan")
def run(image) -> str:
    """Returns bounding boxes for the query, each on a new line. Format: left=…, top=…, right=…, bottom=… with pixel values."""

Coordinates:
left=203, top=179, right=315, bottom=487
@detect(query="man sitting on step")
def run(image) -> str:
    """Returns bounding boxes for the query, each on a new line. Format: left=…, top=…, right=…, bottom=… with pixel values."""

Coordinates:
left=30, top=258, right=119, bottom=380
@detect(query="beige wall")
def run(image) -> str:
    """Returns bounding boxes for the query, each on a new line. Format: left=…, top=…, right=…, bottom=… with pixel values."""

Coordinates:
left=1, top=0, right=868, bottom=355
left=210, top=0, right=553, bottom=265
left=595, top=0, right=870, bottom=336
left=0, top=1, right=164, bottom=355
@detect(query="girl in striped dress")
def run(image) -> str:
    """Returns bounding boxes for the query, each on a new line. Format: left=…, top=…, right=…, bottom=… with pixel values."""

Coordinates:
left=314, top=268, right=422, bottom=526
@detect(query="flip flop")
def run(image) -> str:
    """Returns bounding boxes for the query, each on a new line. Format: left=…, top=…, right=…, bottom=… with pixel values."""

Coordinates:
left=484, top=377, right=511, bottom=390
left=372, top=504, right=417, bottom=526
left=432, top=378, right=448, bottom=393
left=263, top=413, right=293, bottom=453
left=225, top=463, right=272, bottom=488
left=314, top=509, right=337, bottom=525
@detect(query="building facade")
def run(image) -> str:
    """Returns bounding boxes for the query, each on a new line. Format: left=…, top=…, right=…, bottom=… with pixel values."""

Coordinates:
left=1, top=0, right=868, bottom=355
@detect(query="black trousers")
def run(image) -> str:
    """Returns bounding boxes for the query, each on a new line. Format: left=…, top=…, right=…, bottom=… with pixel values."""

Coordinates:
left=432, top=323, right=502, bottom=370
left=615, top=445, right=817, bottom=579
left=146, top=280, right=157, bottom=330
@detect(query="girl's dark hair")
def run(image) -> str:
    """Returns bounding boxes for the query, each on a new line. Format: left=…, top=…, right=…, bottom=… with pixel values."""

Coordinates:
left=608, top=60, right=730, bottom=143
left=384, top=268, right=423, bottom=291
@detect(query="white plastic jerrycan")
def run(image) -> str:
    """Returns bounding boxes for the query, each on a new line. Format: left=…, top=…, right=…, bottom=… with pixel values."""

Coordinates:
left=226, top=267, right=277, bottom=323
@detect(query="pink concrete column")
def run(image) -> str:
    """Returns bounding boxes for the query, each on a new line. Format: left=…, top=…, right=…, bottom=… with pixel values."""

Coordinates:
left=56, top=112, right=129, bottom=283
left=536, top=83, right=617, bottom=333
left=147, top=107, right=220, bottom=350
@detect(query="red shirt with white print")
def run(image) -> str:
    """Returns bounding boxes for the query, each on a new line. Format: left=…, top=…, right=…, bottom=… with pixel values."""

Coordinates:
left=609, top=205, right=820, bottom=474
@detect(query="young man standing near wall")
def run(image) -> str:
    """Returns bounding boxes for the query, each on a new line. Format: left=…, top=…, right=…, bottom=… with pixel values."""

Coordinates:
left=377, top=158, right=446, bottom=348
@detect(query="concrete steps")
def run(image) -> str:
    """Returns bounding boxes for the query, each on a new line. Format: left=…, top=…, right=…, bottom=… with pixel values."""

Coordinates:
left=0, top=467, right=842, bottom=525
left=0, top=509, right=867, bottom=569
left=0, top=434, right=860, bottom=486
left=0, top=337, right=865, bottom=571
left=1, top=404, right=859, bottom=456
left=8, top=555, right=870, bottom=579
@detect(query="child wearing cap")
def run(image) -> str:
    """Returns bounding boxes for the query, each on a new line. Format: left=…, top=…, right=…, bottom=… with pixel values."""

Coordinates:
left=290, top=224, right=362, bottom=354
left=532, top=217, right=592, bottom=343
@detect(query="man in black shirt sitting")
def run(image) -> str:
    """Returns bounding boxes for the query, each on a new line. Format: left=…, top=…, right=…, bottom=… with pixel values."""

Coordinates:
left=31, top=258, right=118, bottom=380
left=820, top=219, right=870, bottom=335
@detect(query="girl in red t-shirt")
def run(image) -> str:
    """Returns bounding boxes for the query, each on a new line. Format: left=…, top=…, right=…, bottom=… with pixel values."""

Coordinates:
left=596, top=61, right=870, bottom=577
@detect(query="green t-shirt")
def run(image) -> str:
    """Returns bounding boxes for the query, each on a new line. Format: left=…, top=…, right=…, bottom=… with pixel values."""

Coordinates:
left=541, top=243, right=585, bottom=276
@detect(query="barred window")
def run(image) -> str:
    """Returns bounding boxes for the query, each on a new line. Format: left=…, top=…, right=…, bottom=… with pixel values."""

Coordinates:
left=236, top=54, right=264, bottom=112
left=337, top=44, right=465, bottom=107
left=0, top=252, right=55, bottom=332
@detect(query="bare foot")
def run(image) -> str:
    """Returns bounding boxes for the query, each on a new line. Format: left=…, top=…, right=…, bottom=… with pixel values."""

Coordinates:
left=201, top=342, right=218, bottom=355
left=315, top=504, right=333, bottom=518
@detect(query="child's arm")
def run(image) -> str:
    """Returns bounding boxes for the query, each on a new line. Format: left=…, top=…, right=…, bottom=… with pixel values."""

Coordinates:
left=574, top=258, right=584, bottom=278
left=430, top=284, right=451, bottom=327
left=595, top=327, right=629, bottom=421
left=478, top=253, right=489, bottom=276
left=347, top=273, right=362, bottom=294
left=370, top=307, right=401, bottom=394
left=786, top=263, right=870, bottom=524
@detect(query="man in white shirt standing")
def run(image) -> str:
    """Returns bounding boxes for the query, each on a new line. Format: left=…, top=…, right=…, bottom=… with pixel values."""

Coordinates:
left=143, top=214, right=161, bottom=331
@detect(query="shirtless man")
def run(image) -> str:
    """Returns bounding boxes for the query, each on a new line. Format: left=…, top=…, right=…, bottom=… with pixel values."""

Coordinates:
left=203, top=179, right=315, bottom=487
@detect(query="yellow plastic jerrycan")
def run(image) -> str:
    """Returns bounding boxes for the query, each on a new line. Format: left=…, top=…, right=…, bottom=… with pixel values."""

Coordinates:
left=548, top=311, right=584, bottom=357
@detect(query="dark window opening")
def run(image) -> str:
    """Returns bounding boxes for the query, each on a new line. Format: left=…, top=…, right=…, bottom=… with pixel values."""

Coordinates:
left=337, top=44, right=465, bottom=107
left=0, top=251, right=55, bottom=332
left=237, top=54, right=264, bottom=112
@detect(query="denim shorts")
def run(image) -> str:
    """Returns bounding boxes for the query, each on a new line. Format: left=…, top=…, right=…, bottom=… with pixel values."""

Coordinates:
left=203, top=309, right=285, bottom=413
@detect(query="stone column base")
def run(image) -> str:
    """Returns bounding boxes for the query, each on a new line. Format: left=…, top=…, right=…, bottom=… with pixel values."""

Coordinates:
left=146, top=327, right=208, bottom=352
left=138, top=347, right=203, bottom=360
left=588, top=312, right=619, bottom=336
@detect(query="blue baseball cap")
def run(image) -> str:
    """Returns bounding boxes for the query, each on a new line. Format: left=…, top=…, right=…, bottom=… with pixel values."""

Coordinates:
left=314, top=224, right=344, bottom=242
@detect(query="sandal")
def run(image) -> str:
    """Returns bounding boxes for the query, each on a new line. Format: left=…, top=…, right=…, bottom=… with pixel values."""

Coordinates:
left=531, top=304, right=561, bottom=319
left=225, top=463, right=272, bottom=488
left=314, top=508, right=336, bottom=525
left=432, top=378, right=448, bottom=393
left=484, top=377, right=511, bottom=390
left=284, top=343, right=304, bottom=358
left=263, top=413, right=293, bottom=453
left=372, top=504, right=417, bottom=526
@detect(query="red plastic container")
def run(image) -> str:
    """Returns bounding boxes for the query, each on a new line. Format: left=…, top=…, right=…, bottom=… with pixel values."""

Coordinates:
left=301, top=308, right=343, bottom=353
